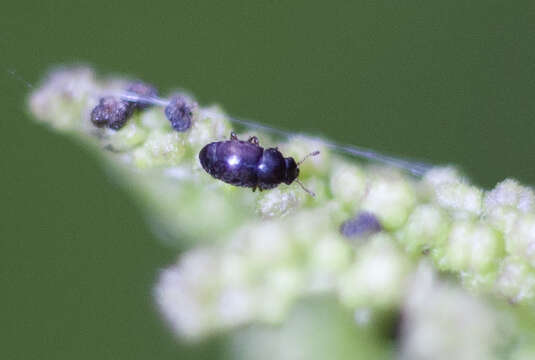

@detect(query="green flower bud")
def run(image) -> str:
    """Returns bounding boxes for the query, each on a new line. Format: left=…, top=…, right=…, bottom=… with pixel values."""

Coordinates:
left=441, top=221, right=502, bottom=273
left=308, top=234, right=353, bottom=291
left=396, top=204, right=450, bottom=255
left=361, top=171, right=416, bottom=229
left=256, top=187, right=303, bottom=219
left=139, top=107, right=171, bottom=130
left=401, top=263, right=507, bottom=360
left=133, top=130, right=186, bottom=168
left=28, top=67, right=98, bottom=130
left=329, top=161, right=367, bottom=210
left=506, top=214, right=535, bottom=267
left=337, top=234, right=411, bottom=309
left=495, top=256, right=535, bottom=303
left=155, top=249, right=220, bottom=339
left=484, top=179, right=535, bottom=234
left=256, top=267, right=304, bottom=323
left=104, top=114, right=147, bottom=151
left=186, top=105, right=231, bottom=154
left=435, top=183, right=482, bottom=217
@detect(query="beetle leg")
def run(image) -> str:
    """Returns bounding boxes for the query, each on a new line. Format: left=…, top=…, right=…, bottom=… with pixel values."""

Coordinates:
left=230, top=131, right=238, bottom=140
left=252, top=186, right=257, bottom=192
left=247, top=136, right=259, bottom=145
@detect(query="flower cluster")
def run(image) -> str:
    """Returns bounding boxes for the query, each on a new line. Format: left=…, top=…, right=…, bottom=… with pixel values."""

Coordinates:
left=29, top=66, right=535, bottom=358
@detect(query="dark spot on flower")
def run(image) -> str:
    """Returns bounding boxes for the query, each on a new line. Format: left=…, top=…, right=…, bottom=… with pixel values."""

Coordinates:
left=90, top=96, right=133, bottom=130
left=340, top=211, right=382, bottom=238
left=165, top=94, right=194, bottom=132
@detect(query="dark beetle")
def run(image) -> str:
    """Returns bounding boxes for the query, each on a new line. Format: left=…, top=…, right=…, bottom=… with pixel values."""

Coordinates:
left=164, top=94, right=194, bottom=132
left=90, top=96, right=133, bottom=130
left=90, top=81, right=158, bottom=130
left=199, top=132, right=319, bottom=195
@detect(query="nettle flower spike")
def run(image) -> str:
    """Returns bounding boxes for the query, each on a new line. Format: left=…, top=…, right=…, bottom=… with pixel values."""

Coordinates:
left=28, top=66, right=535, bottom=359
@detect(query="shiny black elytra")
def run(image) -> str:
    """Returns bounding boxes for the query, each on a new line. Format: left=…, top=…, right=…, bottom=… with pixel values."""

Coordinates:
left=199, top=132, right=319, bottom=195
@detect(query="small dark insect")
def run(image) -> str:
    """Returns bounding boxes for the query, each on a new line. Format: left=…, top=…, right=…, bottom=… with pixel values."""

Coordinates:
left=90, top=96, right=133, bottom=130
left=199, top=132, right=319, bottom=195
left=340, top=211, right=382, bottom=238
left=164, top=94, right=194, bottom=132
left=125, top=81, right=159, bottom=110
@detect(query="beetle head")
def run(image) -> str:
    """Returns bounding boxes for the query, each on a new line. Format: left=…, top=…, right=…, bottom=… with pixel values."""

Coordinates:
left=283, top=157, right=299, bottom=185
left=284, top=150, right=320, bottom=196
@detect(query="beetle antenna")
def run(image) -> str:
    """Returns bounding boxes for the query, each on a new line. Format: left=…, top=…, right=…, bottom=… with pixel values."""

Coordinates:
left=297, top=150, right=320, bottom=166
left=296, top=179, right=316, bottom=197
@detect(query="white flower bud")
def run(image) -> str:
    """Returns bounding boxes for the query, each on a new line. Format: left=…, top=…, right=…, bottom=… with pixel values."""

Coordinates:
left=105, top=115, right=147, bottom=151
left=329, top=161, right=367, bottom=208
left=396, top=204, right=450, bottom=255
left=400, top=263, right=507, bottom=360
left=133, top=131, right=186, bottom=168
left=338, top=235, right=410, bottom=309
left=506, top=214, right=535, bottom=267
left=424, top=167, right=483, bottom=218
left=442, top=221, right=502, bottom=273
left=256, top=187, right=303, bottom=219
left=484, top=179, right=535, bottom=233
left=495, top=256, right=535, bottom=303
left=361, top=173, right=416, bottom=229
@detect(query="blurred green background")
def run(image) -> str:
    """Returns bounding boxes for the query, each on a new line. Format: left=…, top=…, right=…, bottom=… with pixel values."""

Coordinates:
left=1, top=1, right=534, bottom=359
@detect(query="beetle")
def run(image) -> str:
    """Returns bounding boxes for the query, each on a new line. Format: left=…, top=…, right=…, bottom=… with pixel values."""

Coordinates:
left=164, top=94, right=194, bottom=132
left=199, top=132, right=319, bottom=195
left=90, top=96, right=133, bottom=130
left=91, top=81, right=159, bottom=130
